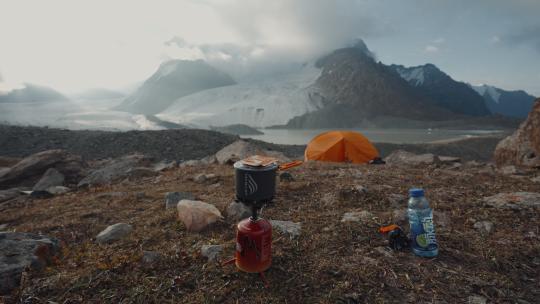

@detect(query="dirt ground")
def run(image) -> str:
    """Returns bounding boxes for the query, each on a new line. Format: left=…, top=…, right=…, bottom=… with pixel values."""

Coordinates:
left=1, top=161, right=539, bottom=303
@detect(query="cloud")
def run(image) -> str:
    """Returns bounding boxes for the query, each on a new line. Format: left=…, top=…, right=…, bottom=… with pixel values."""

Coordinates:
left=502, top=25, right=540, bottom=53
left=491, top=35, right=501, bottom=43
left=433, top=37, right=445, bottom=44
left=424, top=45, right=439, bottom=53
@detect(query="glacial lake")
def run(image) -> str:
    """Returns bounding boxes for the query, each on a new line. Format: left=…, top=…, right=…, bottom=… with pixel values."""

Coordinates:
left=242, top=128, right=503, bottom=145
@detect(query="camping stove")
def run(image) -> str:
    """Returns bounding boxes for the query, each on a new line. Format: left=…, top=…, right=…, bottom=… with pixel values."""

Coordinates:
left=223, top=158, right=276, bottom=287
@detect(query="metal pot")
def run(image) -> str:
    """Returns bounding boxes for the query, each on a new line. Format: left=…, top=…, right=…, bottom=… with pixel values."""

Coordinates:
left=234, top=161, right=278, bottom=203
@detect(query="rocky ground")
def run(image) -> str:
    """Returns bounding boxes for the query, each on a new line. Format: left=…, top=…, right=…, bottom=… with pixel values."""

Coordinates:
left=0, top=138, right=539, bottom=303
left=0, top=124, right=506, bottom=162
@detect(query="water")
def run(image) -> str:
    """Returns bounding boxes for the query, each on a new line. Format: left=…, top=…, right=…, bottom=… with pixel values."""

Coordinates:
left=243, top=128, right=500, bottom=145
left=407, top=189, right=438, bottom=257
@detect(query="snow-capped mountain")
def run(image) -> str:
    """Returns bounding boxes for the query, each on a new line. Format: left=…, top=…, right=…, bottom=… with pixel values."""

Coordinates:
left=470, top=84, right=536, bottom=118
left=388, top=64, right=491, bottom=116
left=0, top=83, right=69, bottom=103
left=157, top=64, right=323, bottom=128
left=116, top=59, right=236, bottom=115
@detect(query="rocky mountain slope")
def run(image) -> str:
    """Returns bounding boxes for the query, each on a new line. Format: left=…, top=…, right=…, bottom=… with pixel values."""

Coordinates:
left=116, top=60, right=236, bottom=115
left=0, top=83, right=68, bottom=103
left=389, top=64, right=491, bottom=116
left=471, top=84, right=536, bottom=118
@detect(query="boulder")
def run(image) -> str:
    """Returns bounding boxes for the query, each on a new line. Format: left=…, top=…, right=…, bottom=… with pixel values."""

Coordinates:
left=201, top=244, right=223, bottom=262
left=384, top=150, right=440, bottom=166
left=270, top=220, right=301, bottom=239
left=214, top=140, right=290, bottom=165
left=165, top=192, right=195, bottom=209
left=78, top=154, right=153, bottom=188
left=0, top=232, right=61, bottom=295
left=0, top=188, right=24, bottom=203
left=226, top=201, right=251, bottom=222
left=176, top=200, right=222, bottom=232
left=341, top=210, right=373, bottom=223
left=0, top=150, right=85, bottom=189
left=32, top=168, right=64, bottom=191
left=96, top=223, right=133, bottom=244
left=483, top=192, right=540, bottom=210
left=494, top=98, right=540, bottom=168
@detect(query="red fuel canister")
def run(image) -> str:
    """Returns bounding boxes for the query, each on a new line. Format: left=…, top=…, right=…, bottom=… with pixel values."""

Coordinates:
left=235, top=217, right=272, bottom=273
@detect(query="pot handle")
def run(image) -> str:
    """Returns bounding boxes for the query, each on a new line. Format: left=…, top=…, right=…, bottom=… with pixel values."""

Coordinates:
left=278, top=160, right=303, bottom=171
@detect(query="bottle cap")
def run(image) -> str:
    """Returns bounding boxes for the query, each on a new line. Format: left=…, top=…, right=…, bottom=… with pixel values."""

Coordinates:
left=409, top=188, right=425, bottom=197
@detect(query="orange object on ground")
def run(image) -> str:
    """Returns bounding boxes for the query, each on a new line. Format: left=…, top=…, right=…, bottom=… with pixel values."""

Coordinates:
left=304, top=130, right=379, bottom=164
left=379, top=224, right=400, bottom=234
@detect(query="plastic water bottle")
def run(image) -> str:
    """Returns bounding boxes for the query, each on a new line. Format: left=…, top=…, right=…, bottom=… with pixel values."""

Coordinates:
left=408, top=188, right=438, bottom=257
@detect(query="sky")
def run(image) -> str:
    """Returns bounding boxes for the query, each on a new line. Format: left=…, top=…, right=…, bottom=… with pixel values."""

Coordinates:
left=0, top=0, right=539, bottom=96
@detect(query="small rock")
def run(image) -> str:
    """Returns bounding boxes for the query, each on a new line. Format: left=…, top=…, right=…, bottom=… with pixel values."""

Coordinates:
left=354, top=185, right=368, bottom=194
left=201, top=244, right=224, bottom=261
left=226, top=201, right=252, bottom=222
left=373, top=246, right=394, bottom=258
left=468, top=295, right=487, bottom=304
left=153, top=160, right=177, bottom=172
left=498, top=165, right=522, bottom=175
left=32, top=168, right=65, bottom=191
left=141, top=251, right=161, bottom=264
left=46, top=186, right=71, bottom=195
left=177, top=200, right=223, bottom=232
left=279, top=172, right=294, bottom=182
left=483, top=192, right=540, bottom=210
left=96, top=223, right=133, bottom=244
left=387, top=194, right=407, bottom=207
left=165, top=192, right=195, bottom=209
left=0, top=232, right=61, bottom=295
left=439, top=156, right=461, bottom=164
left=473, top=221, right=494, bottom=235
left=194, top=173, right=217, bottom=183
left=127, top=167, right=158, bottom=179
left=384, top=150, right=440, bottom=166
left=341, top=210, right=373, bottom=223
left=270, top=220, right=301, bottom=239
left=531, top=176, right=540, bottom=183
left=392, top=209, right=408, bottom=224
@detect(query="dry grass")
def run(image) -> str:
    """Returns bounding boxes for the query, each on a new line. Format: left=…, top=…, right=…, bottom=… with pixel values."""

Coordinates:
left=1, top=162, right=539, bottom=303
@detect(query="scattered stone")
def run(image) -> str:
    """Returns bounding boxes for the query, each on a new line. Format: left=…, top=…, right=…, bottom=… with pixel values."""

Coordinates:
left=473, top=221, right=494, bottom=235
left=0, top=232, right=61, bottom=295
left=141, top=251, right=161, bottom=264
left=338, top=186, right=368, bottom=202
left=226, top=201, right=251, bottom=222
left=96, top=223, right=133, bottom=244
left=494, top=98, right=540, bottom=168
left=32, top=168, right=64, bottom=191
left=531, top=176, right=540, bottom=183
left=499, top=165, right=518, bottom=175
left=0, top=188, right=24, bottom=203
left=78, top=154, right=153, bottom=188
left=153, top=160, right=177, bottom=172
left=46, top=186, right=71, bottom=195
left=373, top=246, right=394, bottom=258
left=279, top=172, right=294, bottom=182
left=439, top=156, right=461, bottom=164
left=392, top=209, right=408, bottom=225
left=341, top=210, right=373, bottom=223
left=194, top=173, right=217, bottom=183
left=483, top=192, right=540, bottom=210
left=199, top=155, right=218, bottom=165
left=270, top=220, right=301, bottom=239
left=468, top=295, right=487, bottom=304
left=384, top=150, right=440, bottom=166
left=0, top=149, right=85, bottom=189
left=165, top=192, right=195, bottom=209
left=126, top=167, right=158, bottom=179
left=179, top=159, right=202, bottom=167
left=201, top=244, right=224, bottom=262
left=177, top=200, right=223, bottom=232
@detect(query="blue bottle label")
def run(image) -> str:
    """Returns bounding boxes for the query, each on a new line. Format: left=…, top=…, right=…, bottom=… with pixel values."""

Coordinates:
left=410, top=215, right=437, bottom=249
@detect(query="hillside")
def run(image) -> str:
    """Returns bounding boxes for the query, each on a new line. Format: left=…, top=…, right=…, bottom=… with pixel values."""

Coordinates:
left=471, top=84, right=536, bottom=118
left=0, top=83, right=68, bottom=103
left=116, top=60, right=236, bottom=115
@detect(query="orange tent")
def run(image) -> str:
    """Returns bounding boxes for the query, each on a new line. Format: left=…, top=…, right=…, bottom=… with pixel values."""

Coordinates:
left=304, top=130, right=379, bottom=164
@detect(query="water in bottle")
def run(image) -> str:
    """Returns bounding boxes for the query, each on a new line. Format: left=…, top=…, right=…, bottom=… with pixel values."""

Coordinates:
left=407, top=188, right=438, bottom=257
